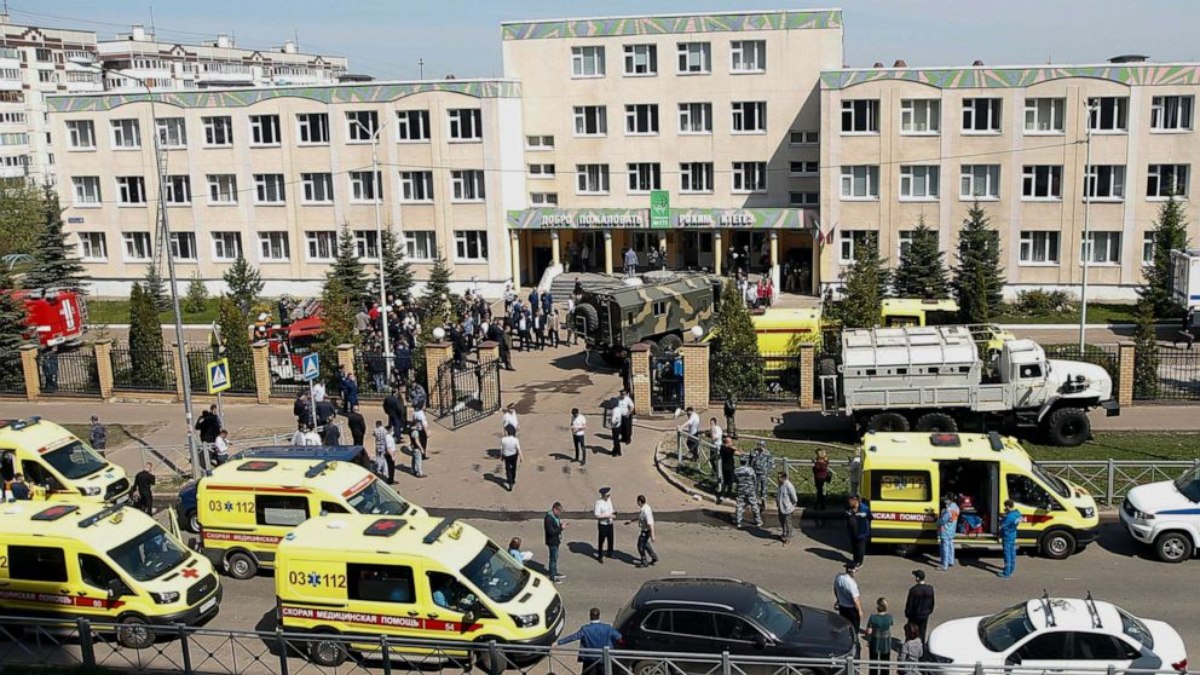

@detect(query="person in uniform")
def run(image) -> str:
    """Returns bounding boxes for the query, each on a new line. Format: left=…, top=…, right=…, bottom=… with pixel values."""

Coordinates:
left=733, top=456, right=762, bottom=529
left=594, top=487, right=615, bottom=562
left=750, top=441, right=774, bottom=510
left=998, top=499, right=1022, bottom=578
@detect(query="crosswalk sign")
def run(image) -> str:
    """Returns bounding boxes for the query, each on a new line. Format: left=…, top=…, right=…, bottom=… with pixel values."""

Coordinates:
left=206, top=358, right=231, bottom=394
left=301, top=353, right=320, bottom=382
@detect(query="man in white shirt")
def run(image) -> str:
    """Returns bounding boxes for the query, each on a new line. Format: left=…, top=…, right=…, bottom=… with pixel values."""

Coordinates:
left=608, top=404, right=624, bottom=457
left=500, top=429, right=522, bottom=492
left=502, top=404, right=519, bottom=434
left=618, top=390, right=635, bottom=444
left=290, top=423, right=307, bottom=446
left=676, top=407, right=701, bottom=460
left=382, top=432, right=397, bottom=483
left=834, top=563, right=863, bottom=654
left=594, top=487, right=615, bottom=562
left=213, top=430, right=230, bottom=466
left=312, top=381, right=326, bottom=404
left=570, top=408, right=588, bottom=465
left=631, top=495, right=658, bottom=567
left=301, top=425, right=321, bottom=446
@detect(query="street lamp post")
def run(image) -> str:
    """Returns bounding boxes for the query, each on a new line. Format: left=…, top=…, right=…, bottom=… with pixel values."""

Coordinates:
left=350, top=118, right=392, bottom=382
left=1079, top=103, right=1096, bottom=352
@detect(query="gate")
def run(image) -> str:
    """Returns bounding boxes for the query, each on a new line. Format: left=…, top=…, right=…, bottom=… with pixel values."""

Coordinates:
left=650, top=354, right=683, bottom=411
left=433, top=358, right=502, bottom=428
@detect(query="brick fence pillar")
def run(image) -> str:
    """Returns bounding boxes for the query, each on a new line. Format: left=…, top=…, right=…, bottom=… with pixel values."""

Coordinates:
left=19, top=344, right=39, bottom=401
left=477, top=340, right=499, bottom=365
left=252, top=341, right=271, bottom=404
left=629, top=343, right=651, bottom=412
left=167, top=344, right=184, bottom=401
left=337, top=343, right=356, bottom=376
left=93, top=339, right=114, bottom=400
left=681, top=341, right=709, bottom=411
left=1118, top=342, right=1134, bottom=407
left=424, top=342, right=454, bottom=412
left=799, top=343, right=816, bottom=410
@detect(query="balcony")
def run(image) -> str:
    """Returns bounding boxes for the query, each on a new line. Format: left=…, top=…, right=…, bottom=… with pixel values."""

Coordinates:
left=197, top=70, right=256, bottom=85
left=0, top=165, right=27, bottom=179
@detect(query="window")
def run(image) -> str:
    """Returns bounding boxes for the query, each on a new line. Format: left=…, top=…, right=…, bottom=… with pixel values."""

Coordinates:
left=254, top=174, right=286, bottom=204
left=111, top=119, right=140, bottom=148
left=67, top=120, right=95, bottom=149
left=400, top=171, right=434, bottom=201
left=624, top=44, right=657, bottom=76
left=404, top=231, right=436, bottom=260
left=122, top=232, right=152, bottom=261
left=72, top=176, right=101, bottom=205
left=526, top=135, right=554, bottom=150
left=306, top=231, right=337, bottom=261
left=354, top=231, right=379, bottom=260
left=678, top=103, right=713, bottom=134
left=530, top=192, right=558, bottom=206
left=625, top=104, right=659, bottom=135
left=1081, top=231, right=1122, bottom=264
left=212, top=232, right=243, bottom=261
left=450, top=170, right=486, bottom=201
left=1022, top=165, right=1063, bottom=199
left=730, top=40, right=766, bottom=73
left=897, top=230, right=917, bottom=258
left=1024, top=98, right=1065, bottom=134
left=1084, top=165, right=1125, bottom=200
left=255, top=494, right=309, bottom=526
left=396, top=110, right=430, bottom=141
left=0, top=112, right=24, bottom=124
left=79, top=553, right=124, bottom=593
left=151, top=117, right=186, bottom=149
left=1088, top=97, right=1128, bottom=132
left=1151, top=95, right=1193, bottom=131
left=454, top=231, right=488, bottom=261
left=789, top=191, right=819, bottom=207
left=627, top=163, right=661, bottom=193
left=8, top=545, right=67, bottom=582
left=259, top=232, right=290, bottom=261
left=249, top=114, right=281, bottom=146
left=576, top=164, right=610, bottom=194
left=677, top=42, right=711, bottom=74
left=1019, top=231, right=1060, bottom=264
left=202, top=116, right=233, bottom=146
left=732, top=162, right=767, bottom=193
left=962, top=98, right=1002, bottom=133
left=347, top=110, right=379, bottom=141
left=790, top=130, right=820, bottom=145
left=77, top=232, right=106, bottom=260
left=117, top=176, right=147, bottom=205
left=448, top=108, right=482, bottom=141
left=731, top=101, right=767, bottom=133
left=571, top=46, right=606, bottom=77
left=839, top=230, right=870, bottom=264
left=350, top=170, right=383, bottom=202
left=38, top=70, right=56, bottom=84
left=900, top=166, right=940, bottom=200
left=841, top=166, right=880, bottom=199
left=1147, top=164, right=1190, bottom=198
left=1143, top=232, right=1156, bottom=266
left=1006, top=474, right=1054, bottom=509
left=681, top=162, right=714, bottom=193
left=1015, top=633, right=1071, bottom=661
left=789, top=161, right=819, bottom=177
left=207, top=174, right=238, bottom=204
left=528, top=164, right=555, bottom=179
left=297, top=112, right=329, bottom=144
left=841, top=100, right=879, bottom=134
left=301, top=173, right=334, bottom=203
left=900, top=99, right=940, bottom=134
left=573, top=106, right=607, bottom=136
left=1073, top=633, right=1139, bottom=661
left=164, top=175, right=191, bottom=204
left=870, top=470, right=931, bottom=502
left=960, top=165, right=1001, bottom=200
left=347, top=563, right=415, bottom=604
left=35, top=48, right=54, bottom=62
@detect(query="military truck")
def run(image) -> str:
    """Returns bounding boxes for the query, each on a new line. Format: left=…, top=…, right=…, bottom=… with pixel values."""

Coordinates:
left=574, top=273, right=722, bottom=363
left=819, top=325, right=1119, bottom=446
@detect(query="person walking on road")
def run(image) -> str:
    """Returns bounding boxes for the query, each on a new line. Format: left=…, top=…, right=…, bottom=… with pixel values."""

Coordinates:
left=733, top=456, right=762, bottom=529
left=544, top=502, right=566, bottom=582
left=410, top=407, right=429, bottom=460
left=723, top=396, right=737, bottom=436
left=631, top=495, right=658, bottom=567
left=847, top=448, right=863, bottom=497
left=382, top=389, right=407, bottom=442
left=500, top=426, right=522, bottom=492
left=936, top=495, right=960, bottom=571
left=571, top=408, right=588, bottom=464
left=594, top=487, right=615, bottom=563
left=834, top=563, right=863, bottom=653
left=347, top=405, right=367, bottom=447
left=618, top=389, right=635, bottom=445
left=903, top=570, right=935, bottom=644
left=382, top=432, right=397, bottom=484
left=865, top=597, right=894, bottom=675
left=133, top=463, right=155, bottom=516
left=708, top=417, right=723, bottom=457
left=846, top=495, right=870, bottom=567
left=608, top=402, right=624, bottom=457
left=717, top=435, right=738, bottom=503
left=502, top=403, right=520, bottom=435
left=372, top=421, right=389, bottom=477
left=321, top=419, right=342, bottom=446
left=999, top=499, right=1021, bottom=578
left=558, top=608, right=622, bottom=675
left=812, top=448, right=832, bottom=510
left=776, top=471, right=798, bottom=544
left=677, top=407, right=700, bottom=459
left=89, top=416, right=107, bottom=455
left=750, top=441, right=773, bottom=510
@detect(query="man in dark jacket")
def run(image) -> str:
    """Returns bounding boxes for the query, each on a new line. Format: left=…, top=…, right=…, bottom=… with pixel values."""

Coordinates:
left=543, top=501, right=566, bottom=582
left=195, top=406, right=221, bottom=444
left=321, top=420, right=342, bottom=446
left=346, top=405, right=367, bottom=446
left=382, top=388, right=407, bottom=442
left=315, top=397, right=337, bottom=427
left=292, top=392, right=311, bottom=426
left=134, top=463, right=155, bottom=515
left=904, top=569, right=936, bottom=643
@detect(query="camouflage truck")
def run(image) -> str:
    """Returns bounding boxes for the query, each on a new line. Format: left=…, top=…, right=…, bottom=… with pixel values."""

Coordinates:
left=574, top=273, right=722, bottom=363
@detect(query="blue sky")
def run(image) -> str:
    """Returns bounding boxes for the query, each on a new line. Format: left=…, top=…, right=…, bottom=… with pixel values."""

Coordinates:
left=17, top=1, right=1200, bottom=79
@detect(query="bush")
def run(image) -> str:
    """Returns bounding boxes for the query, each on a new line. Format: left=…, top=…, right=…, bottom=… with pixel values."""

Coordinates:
left=184, top=274, right=208, bottom=313
left=1013, top=289, right=1076, bottom=316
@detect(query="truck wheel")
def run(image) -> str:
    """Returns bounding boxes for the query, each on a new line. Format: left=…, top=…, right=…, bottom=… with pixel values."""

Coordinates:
left=226, top=551, right=258, bottom=580
left=866, top=412, right=909, bottom=432
left=1154, top=531, right=1194, bottom=563
left=1040, top=529, right=1076, bottom=560
left=1045, top=408, right=1090, bottom=447
left=658, top=333, right=683, bottom=353
left=575, top=304, right=599, bottom=335
left=915, top=412, right=958, bottom=433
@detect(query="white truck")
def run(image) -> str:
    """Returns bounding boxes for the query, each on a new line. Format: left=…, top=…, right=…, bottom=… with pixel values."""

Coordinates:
left=819, top=326, right=1120, bottom=446
left=1171, top=248, right=1200, bottom=309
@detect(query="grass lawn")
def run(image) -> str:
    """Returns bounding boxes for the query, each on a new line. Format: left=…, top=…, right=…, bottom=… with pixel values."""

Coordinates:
left=87, top=299, right=221, bottom=325
left=991, top=302, right=1141, bottom=325
left=63, top=423, right=149, bottom=449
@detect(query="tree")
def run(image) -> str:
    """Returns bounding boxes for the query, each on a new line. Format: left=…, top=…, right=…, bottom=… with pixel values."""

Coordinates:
left=143, top=263, right=169, bottom=313
left=23, top=186, right=86, bottom=292
left=330, top=226, right=369, bottom=307
left=710, top=280, right=765, bottom=400
left=222, top=252, right=263, bottom=315
left=184, top=273, right=209, bottom=314
left=380, top=229, right=414, bottom=303
left=316, top=275, right=359, bottom=383
left=215, top=295, right=256, bottom=392
left=892, top=215, right=950, bottom=299
left=839, top=232, right=890, bottom=329
left=0, top=268, right=26, bottom=390
left=412, top=252, right=456, bottom=384
left=127, top=282, right=166, bottom=386
left=1139, top=194, right=1189, bottom=317
left=1131, top=299, right=1160, bottom=400
left=0, top=182, right=46, bottom=259
left=952, top=203, right=1005, bottom=324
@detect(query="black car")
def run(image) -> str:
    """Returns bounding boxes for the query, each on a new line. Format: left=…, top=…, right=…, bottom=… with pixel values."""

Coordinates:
left=613, top=577, right=856, bottom=675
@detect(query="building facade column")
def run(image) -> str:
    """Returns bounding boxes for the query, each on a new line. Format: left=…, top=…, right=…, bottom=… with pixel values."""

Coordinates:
left=769, top=231, right=781, bottom=294
left=509, top=231, right=521, bottom=288
left=713, top=230, right=723, bottom=276
left=551, top=231, right=561, bottom=267
left=603, top=231, right=614, bottom=275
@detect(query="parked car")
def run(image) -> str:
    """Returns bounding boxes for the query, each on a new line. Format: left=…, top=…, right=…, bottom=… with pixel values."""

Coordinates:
left=1121, top=464, right=1200, bottom=562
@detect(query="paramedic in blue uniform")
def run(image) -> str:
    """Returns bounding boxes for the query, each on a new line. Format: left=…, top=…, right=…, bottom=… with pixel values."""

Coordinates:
left=998, top=499, right=1022, bottom=578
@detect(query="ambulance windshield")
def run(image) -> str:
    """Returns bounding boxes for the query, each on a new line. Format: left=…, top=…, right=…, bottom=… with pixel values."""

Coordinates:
left=347, top=478, right=409, bottom=515
left=42, top=440, right=108, bottom=480
left=461, top=541, right=528, bottom=604
left=108, top=525, right=190, bottom=581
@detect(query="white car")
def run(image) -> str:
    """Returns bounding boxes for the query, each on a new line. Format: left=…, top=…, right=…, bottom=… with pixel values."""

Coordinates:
left=928, top=597, right=1187, bottom=673
left=1121, top=464, right=1200, bottom=563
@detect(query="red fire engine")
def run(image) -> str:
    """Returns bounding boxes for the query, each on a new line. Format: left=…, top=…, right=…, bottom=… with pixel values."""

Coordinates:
left=264, top=298, right=323, bottom=383
left=9, top=288, right=88, bottom=348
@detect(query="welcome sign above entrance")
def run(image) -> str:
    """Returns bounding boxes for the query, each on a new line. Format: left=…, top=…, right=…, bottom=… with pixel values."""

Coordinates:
left=506, top=207, right=813, bottom=230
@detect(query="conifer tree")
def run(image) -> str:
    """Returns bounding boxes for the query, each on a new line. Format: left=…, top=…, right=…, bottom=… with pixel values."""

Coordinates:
left=144, top=263, right=170, bottom=313
left=1138, top=194, right=1189, bottom=317
left=127, top=282, right=166, bottom=386
left=381, top=229, right=414, bottom=303
left=216, top=295, right=256, bottom=391
left=893, top=216, right=950, bottom=299
left=952, top=203, right=1005, bottom=324
left=710, top=281, right=765, bottom=400
left=330, top=226, right=369, bottom=306
left=222, top=252, right=263, bottom=314
left=839, top=232, right=890, bottom=328
left=1132, top=299, right=1160, bottom=400
left=0, top=267, right=28, bottom=389
left=24, top=186, right=86, bottom=292
left=184, top=273, right=209, bottom=314
left=316, top=275, right=359, bottom=381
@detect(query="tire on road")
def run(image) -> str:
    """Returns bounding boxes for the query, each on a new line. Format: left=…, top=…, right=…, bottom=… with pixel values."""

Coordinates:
left=116, top=615, right=155, bottom=650
left=914, top=412, right=958, bottom=433
left=1044, top=407, right=1090, bottom=447
left=226, top=551, right=258, bottom=580
left=1154, top=531, right=1194, bottom=563
left=865, top=412, right=909, bottom=433
left=309, top=632, right=349, bottom=667
left=1039, top=528, right=1076, bottom=560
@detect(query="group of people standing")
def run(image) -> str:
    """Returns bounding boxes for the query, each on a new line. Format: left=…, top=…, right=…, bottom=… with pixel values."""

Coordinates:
left=835, top=564, right=936, bottom=674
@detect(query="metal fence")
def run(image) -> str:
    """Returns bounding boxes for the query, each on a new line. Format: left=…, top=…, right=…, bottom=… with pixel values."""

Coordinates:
left=111, top=347, right=177, bottom=392
left=711, top=353, right=803, bottom=403
left=1142, top=347, right=1200, bottom=401
left=186, top=345, right=256, bottom=395
left=354, top=351, right=417, bottom=400
left=37, top=345, right=100, bottom=396
left=0, top=350, right=24, bottom=394
left=1043, top=344, right=1121, bottom=397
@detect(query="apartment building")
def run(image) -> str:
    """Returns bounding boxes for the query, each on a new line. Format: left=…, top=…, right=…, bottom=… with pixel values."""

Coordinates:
left=501, top=10, right=842, bottom=291
left=821, top=58, right=1200, bottom=300
left=48, top=80, right=524, bottom=296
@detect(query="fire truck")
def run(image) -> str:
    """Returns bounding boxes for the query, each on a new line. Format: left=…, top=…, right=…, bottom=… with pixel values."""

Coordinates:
left=9, top=288, right=88, bottom=348
left=265, top=298, right=323, bottom=383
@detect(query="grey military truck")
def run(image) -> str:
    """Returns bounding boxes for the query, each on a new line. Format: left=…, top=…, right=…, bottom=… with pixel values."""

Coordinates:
left=573, top=273, right=722, bottom=363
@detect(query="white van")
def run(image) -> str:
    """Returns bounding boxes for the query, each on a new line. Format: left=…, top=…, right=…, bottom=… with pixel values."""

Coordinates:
left=1120, top=464, right=1200, bottom=563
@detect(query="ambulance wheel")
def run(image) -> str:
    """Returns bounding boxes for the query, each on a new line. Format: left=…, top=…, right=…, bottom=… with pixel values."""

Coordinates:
left=116, top=616, right=155, bottom=650
left=866, top=412, right=909, bottom=433
left=475, top=637, right=509, bottom=673
left=309, top=633, right=348, bottom=667
left=226, top=551, right=257, bottom=580
left=914, top=412, right=957, bottom=433
left=184, top=508, right=199, bottom=534
left=1155, top=531, right=1194, bottom=563
left=1045, top=408, right=1090, bottom=447
left=1039, top=529, right=1076, bottom=560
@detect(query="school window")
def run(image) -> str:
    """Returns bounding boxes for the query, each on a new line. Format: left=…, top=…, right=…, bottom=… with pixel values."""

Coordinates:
left=678, top=102, right=713, bottom=134
left=111, top=119, right=141, bottom=148
left=731, top=101, right=767, bottom=133
left=1088, top=97, right=1128, bottom=132
left=207, top=174, right=238, bottom=204
left=1142, top=232, right=1156, bottom=266
left=1022, top=165, right=1063, bottom=200
left=841, top=100, right=879, bottom=134
left=155, top=117, right=187, bottom=148
left=116, top=176, right=147, bottom=205
left=400, top=171, right=434, bottom=202
left=528, top=164, right=556, bottom=179
left=627, top=163, right=661, bottom=193
left=624, top=44, right=657, bottom=76
left=730, top=40, right=766, bottom=73
left=66, top=120, right=95, bottom=149
left=448, top=108, right=482, bottom=141
left=625, top=104, right=660, bottom=135
left=348, top=563, right=416, bottom=604
left=789, top=130, right=820, bottom=145
left=571, top=46, right=606, bottom=77
left=870, top=470, right=931, bottom=502
left=254, top=174, right=286, bottom=204
left=900, top=99, right=940, bottom=134
left=960, top=165, right=1001, bottom=200
left=454, top=230, right=488, bottom=262
left=202, top=116, right=233, bottom=146
left=897, top=230, right=915, bottom=258
left=165, top=175, right=192, bottom=204
left=396, top=109, right=430, bottom=141
left=123, top=232, right=153, bottom=261
left=211, top=232, right=243, bottom=261
left=450, top=170, right=486, bottom=201
left=1151, top=95, right=1193, bottom=131
left=526, top=135, right=554, bottom=150
left=789, top=161, right=819, bottom=177
left=530, top=192, right=558, bottom=206
left=899, top=166, right=940, bottom=200
left=680, top=162, right=714, bottom=193
left=170, top=232, right=196, bottom=261
left=731, top=161, right=767, bottom=193
left=72, top=176, right=101, bottom=205
left=840, top=166, right=880, bottom=199
left=305, top=231, right=337, bottom=261
left=1081, top=231, right=1122, bottom=264
left=346, top=110, right=379, bottom=141
left=350, top=170, right=383, bottom=202
left=301, top=173, right=334, bottom=203
left=576, top=164, right=610, bottom=194
left=573, top=106, right=608, bottom=136
left=962, top=98, right=1002, bottom=133
left=404, top=231, right=436, bottom=261
left=1019, top=231, right=1060, bottom=264
left=839, top=230, right=871, bottom=264
left=255, top=494, right=309, bottom=526
left=355, top=231, right=380, bottom=260
left=259, top=232, right=290, bottom=261
left=1147, top=164, right=1190, bottom=198
left=77, top=232, right=107, bottom=261
left=677, top=42, right=711, bottom=74
left=249, top=114, right=281, bottom=145
left=789, top=191, right=819, bottom=207
left=1084, top=165, right=1126, bottom=200
left=1024, top=98, right=1065, bottom=134
left=8, top=545, right=67, bottom=582
left=296, top=112, right=330, bottom=144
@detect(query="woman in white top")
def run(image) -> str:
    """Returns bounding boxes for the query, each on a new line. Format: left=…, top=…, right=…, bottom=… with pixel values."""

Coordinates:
left=501, top=404, right=519, bottom=434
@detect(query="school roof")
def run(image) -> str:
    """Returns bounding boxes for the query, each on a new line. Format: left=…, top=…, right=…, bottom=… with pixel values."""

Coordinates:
left=0, top=502, right=159, bottom=549
left=861, top=432, right=1032, bottom=470
left=281, top=514, right=489, bottom=561
left=202, top=457, right=377, bottom=496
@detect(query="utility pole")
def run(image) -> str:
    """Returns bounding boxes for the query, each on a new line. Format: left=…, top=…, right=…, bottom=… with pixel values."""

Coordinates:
left=350, top=118, right=392, bottom=382
left=1078, top=102, right=1096, bottom=352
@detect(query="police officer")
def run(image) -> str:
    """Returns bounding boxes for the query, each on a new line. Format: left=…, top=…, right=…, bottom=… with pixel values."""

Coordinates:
left=733, top=456, right=762, bottom=529
left=750, top=441, right=774, bottom=510
left=998, top=499, right=1021, bottom=578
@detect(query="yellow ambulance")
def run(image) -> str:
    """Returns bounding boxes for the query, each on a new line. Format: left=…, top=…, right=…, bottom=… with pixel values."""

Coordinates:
left=0, top=502, right=221, bottom=648
left=197, top=458, right=425, bottom=579
left=859, top=431, right=1099, bottom=559
left=276, top=514, right=565, bottom=668
left=0, top=417, right=130, bottom=504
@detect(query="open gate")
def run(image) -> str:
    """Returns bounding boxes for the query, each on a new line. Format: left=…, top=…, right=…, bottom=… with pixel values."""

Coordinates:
left=650, top=353, right=683, bottom=412
left=433, top=358, right=502, bottom=428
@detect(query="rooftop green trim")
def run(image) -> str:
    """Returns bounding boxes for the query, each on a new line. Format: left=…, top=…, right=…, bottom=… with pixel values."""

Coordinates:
left=821, top=64, right=1200, bottom=90
left=501, top=10, right=841, bottom=40
left=47, top=80, right=521, bottom=112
